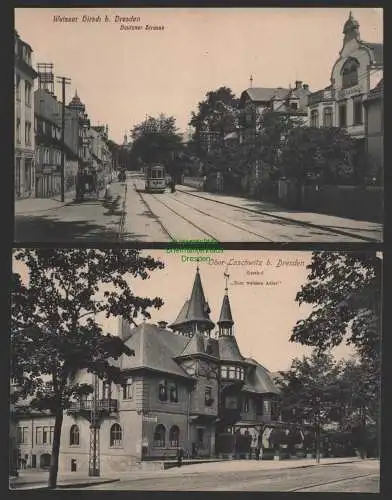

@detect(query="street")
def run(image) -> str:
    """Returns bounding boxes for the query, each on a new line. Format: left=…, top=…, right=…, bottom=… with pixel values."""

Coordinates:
left=14, top=172, right=382, bottom=243
left=85, top=460, right=379, bottom=492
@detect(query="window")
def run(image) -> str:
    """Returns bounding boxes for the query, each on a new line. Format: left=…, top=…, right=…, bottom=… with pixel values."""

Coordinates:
left=153, top=424, right=166, bottom=447
left=70, top=425, right=80, bottom=446
left=353, top=98, right=363, bottom=125
left=44, top=149, right=49, bottom=164
left=15, top=158, right=21, bottom=195
left=110, top=424, right=122, bottom=447
left=15, top=75, right=21, bottom=101
left=323, top=107, right=333, bottom=128
left=122, top=377, right=133, bottom=400
left=36, top=426, right=54, bottom=445
left=310, top=110, right=319, bottom=128
left=16, top=119, right=21, bottom=144
left=256, top=399, right=263, bottom=415
left=271, top=398, right=280, bottom=421
left=242, top=397, right=249, bottom=413
left=228, top=367, right=236, bottom=379
left=290, top=102, right=298, bottom=110
left=342, top=58, right=359, bottom=89
left=339, top=104, right=347, bottom=128
left=42, top=121, right=46, bottom=134
left=52, top=125, right=56, bottom=138
left=263, top=399, right=271, bottom=416
left=102, top=380, right=111, bottom=400
left=25, top=82, right=31, bottom=106
left=34, top=116, right=38, bottom=133
left=17, top=427, right=29, bottom=444
left=169, top=382, right=178, bottom=403
left=197, top=428, right=203, bottom=446
left=169, top=426, right=180, bottom=447
left=221, top=366, right=228, bottom=378
left=205, top=386, right=213, bottom=406
left=25, top=122, right=31, bottom=146
left=158, top=380, right=168, bottom=402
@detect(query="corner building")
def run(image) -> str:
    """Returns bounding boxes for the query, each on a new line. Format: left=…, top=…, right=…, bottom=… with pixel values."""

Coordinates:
left=14, top=268, right=281, bottom=474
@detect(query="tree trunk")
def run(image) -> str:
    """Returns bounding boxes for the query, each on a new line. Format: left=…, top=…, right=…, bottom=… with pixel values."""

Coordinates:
left=48, top=408, right=64, bottom=489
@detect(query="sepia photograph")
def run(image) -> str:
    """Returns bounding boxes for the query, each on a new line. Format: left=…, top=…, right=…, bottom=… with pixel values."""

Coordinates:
left=10, top=248, right=381, bottom=491
left=14, top=7, right=383, bottom=243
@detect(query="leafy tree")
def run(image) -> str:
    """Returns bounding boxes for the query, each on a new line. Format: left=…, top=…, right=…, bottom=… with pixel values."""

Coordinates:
left=280, top=127, right=356, bottom=184
left=11, top=248, right=164, bottom=488
left=130, top=114, right=183, bottom=173
left=291, top=251, right=381, bottom=368
left=189, top=87, right=239, bottom=157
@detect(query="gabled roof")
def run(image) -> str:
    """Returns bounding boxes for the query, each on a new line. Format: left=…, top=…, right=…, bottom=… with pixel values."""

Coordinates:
left=177, top=332, right=220, bottom=358
left=242, top=359, right=280, bottom=396
left=241, top=87, right=290, bottom=103
left=121, top=322, right=191, bottom=379
left=362, top=41, right=383, bottom=65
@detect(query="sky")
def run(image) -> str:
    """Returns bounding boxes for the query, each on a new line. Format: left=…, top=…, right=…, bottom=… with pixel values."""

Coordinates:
left=15, top=7, right=383, bottom=144
left=12, top=250, right=359, bottom=373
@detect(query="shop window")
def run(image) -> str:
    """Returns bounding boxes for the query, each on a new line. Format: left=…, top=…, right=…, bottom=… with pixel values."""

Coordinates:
left=122, top=377, right=133, bottom=400
left=158, top=380, right=168, bottom=402
left=153, top=424, right=166, bottom=447
left=110, top=424, right=122, bottom=447
left=169, top=426, right=180, bottom=447
left=70, top=425, right=80, bottom=446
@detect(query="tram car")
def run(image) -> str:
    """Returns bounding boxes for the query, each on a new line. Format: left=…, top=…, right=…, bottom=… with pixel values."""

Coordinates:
left=144, top=164, right=167, bottom=193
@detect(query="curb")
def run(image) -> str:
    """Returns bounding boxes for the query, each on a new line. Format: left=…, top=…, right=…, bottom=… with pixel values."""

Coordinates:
left=177, top=187, right=380, bottom=243
left=15, top=198, right=76, bottom=216
left=10, top=478, right=120, bottom=490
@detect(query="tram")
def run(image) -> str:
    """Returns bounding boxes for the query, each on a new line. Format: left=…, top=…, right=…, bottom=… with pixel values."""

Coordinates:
left=144, top=164, right=167, bottom=193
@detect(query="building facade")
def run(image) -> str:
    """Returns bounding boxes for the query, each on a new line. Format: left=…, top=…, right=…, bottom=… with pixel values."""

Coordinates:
left=13, top=268, right=282, bottom=474
left=307, top=12, right=383, bottom=159
left=363, top=78, right=383, bottom=175
left=14, top=31, right=38, bottom=199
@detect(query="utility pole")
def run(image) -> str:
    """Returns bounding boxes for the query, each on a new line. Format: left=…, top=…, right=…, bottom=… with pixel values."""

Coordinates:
left=56, top=76, right=71, bottom=202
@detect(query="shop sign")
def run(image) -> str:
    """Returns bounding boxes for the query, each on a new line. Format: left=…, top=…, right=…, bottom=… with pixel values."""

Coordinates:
left=142, top=415, right=157, bottom=423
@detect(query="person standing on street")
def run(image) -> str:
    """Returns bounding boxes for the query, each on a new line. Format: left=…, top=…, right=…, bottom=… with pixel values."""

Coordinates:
left=177, top=447, right=184, bottom=467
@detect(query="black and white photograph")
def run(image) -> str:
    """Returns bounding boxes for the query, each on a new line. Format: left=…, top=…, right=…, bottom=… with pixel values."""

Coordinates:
left=14, top=7, right=383, bottom=243
left=10, top=249, right=381, bottom=492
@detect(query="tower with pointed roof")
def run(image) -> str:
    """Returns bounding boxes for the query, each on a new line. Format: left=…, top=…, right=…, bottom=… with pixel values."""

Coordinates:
left=169, top=267, right=215, bottom=336
left=343, top=11, right=360, bottom=43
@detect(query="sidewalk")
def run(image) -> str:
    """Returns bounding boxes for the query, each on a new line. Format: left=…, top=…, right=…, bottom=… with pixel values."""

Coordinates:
left=10, top=457, right=370, bottom=489
left=15, top=190, right=76, bottom=215
left=178, top=185, right=382, bottom=241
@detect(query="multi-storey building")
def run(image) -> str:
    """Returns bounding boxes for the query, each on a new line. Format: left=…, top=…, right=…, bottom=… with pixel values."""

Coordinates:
left=307, top=12, right=383, bottom=164
left=14, top=31, right=38, bottom=199
left=13, top=268, right=281, bottom=474
left=68, top=91, right=92, bottom=173
left=364, top=78, right=383, bottom=174
left=89, top=125, right=113, bottom=183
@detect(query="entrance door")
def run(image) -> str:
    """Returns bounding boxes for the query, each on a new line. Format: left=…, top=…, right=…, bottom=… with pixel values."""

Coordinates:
left=31, top=455, right=36, bottom=468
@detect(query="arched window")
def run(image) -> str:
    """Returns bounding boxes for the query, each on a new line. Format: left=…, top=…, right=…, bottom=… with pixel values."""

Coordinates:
left=70, top=425, right=79, bottom=446
left=323, top=107, right=333, bottom=128
left=342, top=58, right=359, bottom=89
left=153, top=424, right=166, bottom=447
left=169, top=426, right=180, bottom=447
left=110, top=424, right=122, bottom=447
left=310, top=110, right=319, bottom=128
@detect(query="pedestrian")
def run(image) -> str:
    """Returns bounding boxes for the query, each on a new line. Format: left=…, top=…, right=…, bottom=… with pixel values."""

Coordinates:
left=105, top=181, right=113, bottom=201
left=177, top=447, right=184, bottom=467
left=170, top=179, right=176, bottom=193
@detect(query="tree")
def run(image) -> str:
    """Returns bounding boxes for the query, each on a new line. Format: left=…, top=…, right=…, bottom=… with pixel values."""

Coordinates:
left=11, top=248, right=164, bottom=488
left=189, top=87, right=239, bottom=158
left=280, top=126, right=356, bottom=184
left=130, top=114, right=183, bottom=174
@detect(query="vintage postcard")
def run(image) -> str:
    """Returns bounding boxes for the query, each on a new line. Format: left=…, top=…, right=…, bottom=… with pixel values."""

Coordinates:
left=10, top=249, right=381, bottom=491
left=14, top=7, right=383, bottom=243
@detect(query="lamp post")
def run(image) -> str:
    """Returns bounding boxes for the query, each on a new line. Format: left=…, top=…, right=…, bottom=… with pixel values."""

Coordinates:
left=314, top=396, right=321, bottom=464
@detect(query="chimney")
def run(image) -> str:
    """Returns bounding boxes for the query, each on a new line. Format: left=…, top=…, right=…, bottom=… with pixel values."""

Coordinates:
left=295, top=80, right=303, bottom=89
left=158, top=321, right=168, bottom=329
left=303, top=83, right=309, bottom=91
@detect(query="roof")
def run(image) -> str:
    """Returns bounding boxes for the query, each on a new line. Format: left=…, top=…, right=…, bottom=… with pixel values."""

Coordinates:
left=242, top=360, right=280, bottom=396
left=365, top=78, right=383, bottom=103
left=218, top=336, right=244, bottom=362
left=121, top=322, right=191, bottom=379
left=169, top=268, right=215, bottom=330
left=178, top=332, right=220, bottom=358
left=240, top=86, right=310, bottom=111
left=362, top=42, right=383, bottom=65
left=218, top=293, right=234, bottom=324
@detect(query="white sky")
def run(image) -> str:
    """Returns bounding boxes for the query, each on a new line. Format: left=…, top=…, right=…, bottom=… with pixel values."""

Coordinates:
left=13, top=250, right=355, bottom=372
left=15, top=7, right=383, bottom=144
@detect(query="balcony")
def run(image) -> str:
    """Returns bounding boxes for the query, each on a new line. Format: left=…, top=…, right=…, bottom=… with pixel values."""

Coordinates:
left=307, top=89, right=335, bottom=106
left=68, top=398, right=118, bottom=414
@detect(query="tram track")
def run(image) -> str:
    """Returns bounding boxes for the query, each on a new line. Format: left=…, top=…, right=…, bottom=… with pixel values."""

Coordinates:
left=134, top=185, right=217, bottom=241
left=177, top=187, right=381, bottom=243
left=287, top=472, right=378, bottom=492
left=135, top=184, right=275, bottom=242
